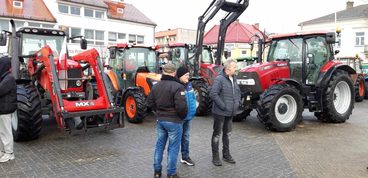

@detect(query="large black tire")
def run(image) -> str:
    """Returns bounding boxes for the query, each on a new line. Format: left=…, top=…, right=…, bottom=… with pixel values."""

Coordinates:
left=123, top=90, right=147, bottom=123
left=257, top=84, right=303, bottom=132
left=192, top=80, right=212, bottom=116
left=13, top=83, right=42, bottom=141
left=315, top=70, right=354, bottom=123
left=232, top=109, right=252, bottom=122
left=364, top=80, right=368, bottom=99
left=354, top=75, right=365, bottom=102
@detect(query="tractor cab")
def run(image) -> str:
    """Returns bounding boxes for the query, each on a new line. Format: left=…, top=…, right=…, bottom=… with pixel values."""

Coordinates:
left=168, top=43, right=222, bottom=86
left=266, top=32, right=336, bottom=85
left=107, top=43, right=161, bottom=123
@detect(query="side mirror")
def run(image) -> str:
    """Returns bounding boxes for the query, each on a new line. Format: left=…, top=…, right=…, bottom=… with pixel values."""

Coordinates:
left=109, top=48, right=116, bottom=59
left=326, top=32, right=336, bottom=44
left=0, top=33, right=6, bottom=46
left=80, top=39, right=87, bottom=49
left=334, top=50, right=340, bottom=55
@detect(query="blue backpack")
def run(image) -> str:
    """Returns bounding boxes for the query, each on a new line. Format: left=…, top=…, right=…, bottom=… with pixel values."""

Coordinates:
left=184, top=82, right=196, bottom=121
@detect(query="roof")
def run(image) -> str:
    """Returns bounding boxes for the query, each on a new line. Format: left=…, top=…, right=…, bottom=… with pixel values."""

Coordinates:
left=62, top=0, right=156, bottom=26
left=60, top=0, right=108, bottom=8
left=0, top=0, right=56, bottom=22
left=107, top=3, right=156, bottom=26
left=299, top=4, right=368, bottom=26
left=270, top=31, right=329, bottom=39
left=203, top=21, right=266, bottom=44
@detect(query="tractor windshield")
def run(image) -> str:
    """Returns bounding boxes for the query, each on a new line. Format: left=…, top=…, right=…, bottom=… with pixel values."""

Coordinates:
left=115, top=47, right=156, bottom=72
left=268, top=38, right=303, bottom=63
left=21, top=33, right=65, bottom=57
left=201, top=48, right=214, bottom=64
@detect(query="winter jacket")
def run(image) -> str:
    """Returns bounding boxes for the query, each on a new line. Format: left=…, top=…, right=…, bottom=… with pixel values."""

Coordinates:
left=183, top=82, right=196, bottom=121
left=147, top=74, right=188, bottom=123
left=210, top=70, right=241, bottom=117
left=0, top=58, right=17, bottom=114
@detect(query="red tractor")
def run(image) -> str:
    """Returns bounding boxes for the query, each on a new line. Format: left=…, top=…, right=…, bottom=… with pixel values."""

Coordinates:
left=105, top=43, right=162, bottom=123
left=336, top=56, right=366, bottom=102
left=236, top=31, right=356, bottom=131
left=166, top=0, right=249, bottom=116
left=0, top=20, right=123, bottom=141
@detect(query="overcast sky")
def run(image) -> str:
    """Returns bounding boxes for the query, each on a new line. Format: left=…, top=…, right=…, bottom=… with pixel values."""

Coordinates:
left=125, top=0, right=368, bottom=33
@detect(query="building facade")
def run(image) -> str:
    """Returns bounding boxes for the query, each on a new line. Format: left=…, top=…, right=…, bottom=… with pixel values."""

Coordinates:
left=299, top=1, right=368, bottom=62
left=155, top=28, right=196, bottom=52
left=0, top=0, right=156, bottom=58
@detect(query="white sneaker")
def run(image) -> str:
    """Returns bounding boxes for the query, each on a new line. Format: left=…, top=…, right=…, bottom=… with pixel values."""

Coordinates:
left=0, top=153, right=15, bottom=163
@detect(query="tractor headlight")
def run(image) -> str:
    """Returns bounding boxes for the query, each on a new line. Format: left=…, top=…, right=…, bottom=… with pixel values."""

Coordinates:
left=76, top=80, right=82, bottom=87
left=237, top=79, right=255, bottom=85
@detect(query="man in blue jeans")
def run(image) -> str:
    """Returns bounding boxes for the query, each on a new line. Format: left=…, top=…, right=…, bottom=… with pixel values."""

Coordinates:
left=176, top=67, right=196, bottom=166
left=147, top=63, right=188, bottom=178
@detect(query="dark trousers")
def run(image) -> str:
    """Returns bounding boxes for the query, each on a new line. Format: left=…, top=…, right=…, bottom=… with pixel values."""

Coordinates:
left=211, top=113, right=233, bottom=157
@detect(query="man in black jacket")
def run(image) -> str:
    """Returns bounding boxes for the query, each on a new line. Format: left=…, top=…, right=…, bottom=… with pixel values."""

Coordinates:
left=147, top=63, right=187, bottom=178
left=210, top=59, right=241, bottom=166
left=0, top=57, right=17, bottom=163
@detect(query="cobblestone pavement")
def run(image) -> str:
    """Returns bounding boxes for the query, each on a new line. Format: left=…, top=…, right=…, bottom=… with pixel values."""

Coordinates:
left=0, top=102, right=367, bottom=178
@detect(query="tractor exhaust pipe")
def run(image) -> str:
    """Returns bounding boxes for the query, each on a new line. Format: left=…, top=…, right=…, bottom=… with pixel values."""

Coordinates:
left=10, top=20, right=19, bottom=79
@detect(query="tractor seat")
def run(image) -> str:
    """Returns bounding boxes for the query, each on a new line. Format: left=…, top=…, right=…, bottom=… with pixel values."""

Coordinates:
left=136, top=66, right=150, bottom=73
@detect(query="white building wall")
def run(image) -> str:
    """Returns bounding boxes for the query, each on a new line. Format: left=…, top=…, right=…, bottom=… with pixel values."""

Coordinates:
left=44, top=0, right=155, bottom=58
left=300, top=18, right=368, bottom=62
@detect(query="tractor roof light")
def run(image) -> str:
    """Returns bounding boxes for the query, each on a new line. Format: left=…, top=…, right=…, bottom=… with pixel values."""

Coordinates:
left=32, top=29, right=38, bottom=33
left=24, top=28, right=31, bottom=32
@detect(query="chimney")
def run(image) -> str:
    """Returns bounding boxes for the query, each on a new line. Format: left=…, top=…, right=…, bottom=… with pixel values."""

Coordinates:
left=346, top=1, right=354, bottom=10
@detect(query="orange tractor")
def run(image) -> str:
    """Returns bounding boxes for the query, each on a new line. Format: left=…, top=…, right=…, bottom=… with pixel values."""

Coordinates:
left=105, top=43, right=161, bottom=123
left=0, top=20, right=123, bottom=141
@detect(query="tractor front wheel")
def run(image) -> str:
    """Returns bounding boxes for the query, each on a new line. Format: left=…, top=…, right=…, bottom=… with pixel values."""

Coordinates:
left=365, top=80, right=368, bottom=99
left=315, top=70, right=354, bottom=123
left=355, top=75, right=365, bottom=102
left=13, top=83, right=43, bottom=141
left=257, top=84, right=303, bottom=132
left=123, top=90, right=147, bottom=123
left=192, top=80, right=211, bottom=116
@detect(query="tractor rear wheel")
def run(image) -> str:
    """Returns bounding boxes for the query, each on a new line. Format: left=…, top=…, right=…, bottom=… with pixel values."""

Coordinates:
left=232, top=109, right=252, bottom=122
left=124, top=90, right=147, bottom=123
left=257, top=84, right=303, bottom=132
left=192, top=80, right=211, bottom=116
left=355, top=75, right=365, bottom=102
left=315, top=70, right=354, bottom=123
left=13, top=83, right=42, bottom=141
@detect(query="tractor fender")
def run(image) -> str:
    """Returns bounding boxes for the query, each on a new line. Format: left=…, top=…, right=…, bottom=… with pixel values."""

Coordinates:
left=189, top=76, right=206, bottom=83
left=317, top=64, right=356, bottom=88
left=105, top=70, right=120, bottom=92
left=276, top=78, right=303, bottom=92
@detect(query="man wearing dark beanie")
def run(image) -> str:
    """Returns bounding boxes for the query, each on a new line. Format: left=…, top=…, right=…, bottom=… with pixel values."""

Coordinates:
left=176, top=66, right=197, bottom=166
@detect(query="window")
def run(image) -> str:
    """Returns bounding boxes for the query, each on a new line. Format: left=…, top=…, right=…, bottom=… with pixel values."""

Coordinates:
left=95, top=11, right=104, bottom=19
left=13, top=1, right=22, bottom=8
left=355, top=32, right=365, bottom=46
left=84, top=29, right=94, bottom=44
left=0, top=19, right=9, bottom=31
left=118, top=33, right=126, bottom=40
left=117, top=8, right=124, bottom=14
left=43, top=24, right=55, bottom=28
left=241, top=50, right=247, bottom=55
left=70, top=6, right=81, bottom=15
left=70, top=28, right=81, bottom=43
left=95, top=30, right=104, bottom=45
left=58, top=4, right=68, bottom=13
left=84, top=8, right=93, bottom=17
left=84, top=29, right=104, bottom=45
left=129, top=34, right=136, bottom=43
left=109, top=32, right=117, bottom=42
left=28, top=22, right=41, bottom=27
left=137, top=35, right=144, bottom=44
